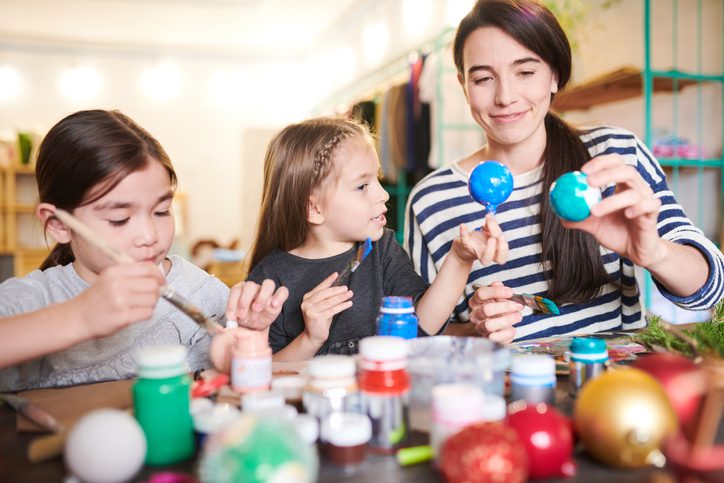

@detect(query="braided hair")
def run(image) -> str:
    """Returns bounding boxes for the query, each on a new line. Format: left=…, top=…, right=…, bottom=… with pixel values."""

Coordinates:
left=249, top=117, right=373, bottom=270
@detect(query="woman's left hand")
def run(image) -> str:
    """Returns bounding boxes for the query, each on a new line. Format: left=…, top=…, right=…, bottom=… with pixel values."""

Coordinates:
left=565, top=154, right=665, bottom=268
left=454, top=214, right=509, bottom=266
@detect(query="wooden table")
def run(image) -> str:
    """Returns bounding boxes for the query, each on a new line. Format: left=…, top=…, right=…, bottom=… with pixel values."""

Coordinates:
left=3, top=375, right=720, bottom=483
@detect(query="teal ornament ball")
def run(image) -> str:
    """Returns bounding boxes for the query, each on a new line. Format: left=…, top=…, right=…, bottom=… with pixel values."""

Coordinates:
left=468, top=160, right=514, bottom=214
left=198, top=415, right=318, bottom=483
left=549, top=171, right=602, bottom=222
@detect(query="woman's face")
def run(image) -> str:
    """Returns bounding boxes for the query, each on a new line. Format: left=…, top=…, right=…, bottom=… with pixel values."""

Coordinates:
left=459, top=26, right=558, bottom=150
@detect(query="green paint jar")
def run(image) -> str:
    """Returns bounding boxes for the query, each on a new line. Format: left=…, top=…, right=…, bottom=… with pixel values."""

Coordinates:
left=133, top=345, right=195, bottom=465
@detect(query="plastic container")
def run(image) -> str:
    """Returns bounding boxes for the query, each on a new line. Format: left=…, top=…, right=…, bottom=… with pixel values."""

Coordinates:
left=303, top=355, right=360, bottom=427
left=407, top=336, right=510, bottom=432
left=569, top=337, right=608, bottom=396
left=321, top=412, right=372, bottom=474
left=430, top=384, right=487, bottom=460
left=272, top=375, right=307, bottom=411
left=132, top=345, right=195, bottom=465
left=358, top=336, right=410, bottom=453
left=231, top=328, right=272, bottom=394
left=376, top=296, right=419, bottom=339
left=510, top=354, right=557, bottom=405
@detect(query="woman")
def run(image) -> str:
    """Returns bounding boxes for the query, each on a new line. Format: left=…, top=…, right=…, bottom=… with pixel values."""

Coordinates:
left=405, top=0, right=723, bottom=343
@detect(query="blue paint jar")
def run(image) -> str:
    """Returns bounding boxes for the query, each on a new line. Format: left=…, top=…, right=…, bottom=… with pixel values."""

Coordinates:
left=376, top=296, right=418, bottom=339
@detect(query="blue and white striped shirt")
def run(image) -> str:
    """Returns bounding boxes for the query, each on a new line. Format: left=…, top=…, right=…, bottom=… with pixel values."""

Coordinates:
left=405, top=126, right=724, bottom=341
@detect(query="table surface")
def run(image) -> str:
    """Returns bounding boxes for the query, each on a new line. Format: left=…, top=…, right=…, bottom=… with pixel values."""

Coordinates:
left=1, top=375, right=722, bottom=482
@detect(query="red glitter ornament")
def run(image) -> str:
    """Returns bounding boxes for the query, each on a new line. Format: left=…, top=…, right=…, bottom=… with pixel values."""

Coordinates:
left=507, top=402, right=576, bottom=479
left=439, top=421, right=528, bottom=483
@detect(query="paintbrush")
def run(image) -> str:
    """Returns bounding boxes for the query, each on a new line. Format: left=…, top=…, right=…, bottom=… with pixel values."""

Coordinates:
left=1, top=393, right=68, bottom=463
left=53, top=209, right=223, bottom=335
left=331, top=237, right=373, bottom=287
left=472, top=284, right=560, bottom=315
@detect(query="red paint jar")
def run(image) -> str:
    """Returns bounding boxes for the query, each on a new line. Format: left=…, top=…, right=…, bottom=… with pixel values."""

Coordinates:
left=358, top=336, right=410, bottom=453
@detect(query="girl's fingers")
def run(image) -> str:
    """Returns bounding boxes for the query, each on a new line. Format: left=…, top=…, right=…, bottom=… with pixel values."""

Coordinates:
left=480, top=237, right=497, bottom=266
left=472, top=282, right=512, bottom=303
left=488, top=326, right=517, bottom=344
left=308, top=273, right=339, bottom=297
left=484, top=311, right=523, bottom=332
left=268, top=286, right=289, bottom=310
left=624, top=195, right=661, bottom=219
left=309, top=290, right=354, bottom=314
left=580, top=153, right=624, bottom=175
left=251, top=279, right=277, bottom=312
left=235, top=282, right=261, bottom=319
left=484, top=214, right=503, bottom=238
left=479, top=300, right=524, bottom=318
left=494, top=236, right=509, bottom=264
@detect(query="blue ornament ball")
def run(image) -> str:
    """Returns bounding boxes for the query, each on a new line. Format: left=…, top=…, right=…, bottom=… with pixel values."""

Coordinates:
left=468, top=161, right=514, bottom=214
left=549, top=171, right=602, bottom=222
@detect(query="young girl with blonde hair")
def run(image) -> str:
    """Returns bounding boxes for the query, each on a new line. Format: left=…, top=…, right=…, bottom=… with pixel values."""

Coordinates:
left=246, top=117, right=507, bottom=361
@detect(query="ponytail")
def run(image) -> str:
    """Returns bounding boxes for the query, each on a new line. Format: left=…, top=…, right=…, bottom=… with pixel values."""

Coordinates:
left=540, top=113, right=610, bottom=304
left=39, top=243, right=74, bottom=270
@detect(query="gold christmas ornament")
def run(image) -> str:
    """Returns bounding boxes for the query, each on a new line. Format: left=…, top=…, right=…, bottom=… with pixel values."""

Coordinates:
left=573, top=367, right=677, bottom=468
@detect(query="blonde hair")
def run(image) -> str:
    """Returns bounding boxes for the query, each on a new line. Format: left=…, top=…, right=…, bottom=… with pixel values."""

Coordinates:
left=249, top=117, right=374, bottom=270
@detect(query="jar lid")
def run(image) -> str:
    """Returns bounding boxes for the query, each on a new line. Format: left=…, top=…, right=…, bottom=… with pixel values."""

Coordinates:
left=241, top=390, right=285, bottom=411
left=570, top=337, right=608, bottom=362
left=308, top=355, right=356, bottom=379
left=321, top=413, right=372, bottom=446
left=134, top=345, right=187, bottom=378
left=432, top=383, right=486, bottom=423
left=293, top=414, right=319, bottom=445
left=192, top=403, right=241, bottom=434
left=510, top=354, right=556, bottom=376
left=271, top=376, right=307, bottom=401
left=380, top=296, right=414, bottom=314
left=359, top=336, right=408, bottom=370
left=480, top=394, right=507, bottom=422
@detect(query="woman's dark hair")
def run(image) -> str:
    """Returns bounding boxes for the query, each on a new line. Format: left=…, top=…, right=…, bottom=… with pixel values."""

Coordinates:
left=453, top=0, right=610, bottom=304
left=36, top=109, right=177, bottom=269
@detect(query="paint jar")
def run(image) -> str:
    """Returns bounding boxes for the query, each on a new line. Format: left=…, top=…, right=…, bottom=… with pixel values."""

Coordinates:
left=231, top=328, right=272, bottom=394
left=303, top=355, right=360, bottom=427
left=321, top=412, right=372, bottom=474
left=429, top=384, right=488, bottom=461
left=407, top=336, right=510, bottom=432
left=192, top=403, right=241, bottom=447
left=358, top=336, right=410, bottom=453
left=133, top=345, right=195, bottom=465
left=376, top=296, right=418, bottom=339
left=569, top=337, right=608, bottom=396
left=510, top=354, right=557, bottom=405
left=272, top=376, right=307, bottom=412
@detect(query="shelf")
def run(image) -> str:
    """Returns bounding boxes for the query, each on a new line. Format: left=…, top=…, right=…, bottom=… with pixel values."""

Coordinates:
left=552, top=66, right=699, bottom=112
left=1, top=164, right=35, bottom=174
left=659, top=158, right=724, bottom=168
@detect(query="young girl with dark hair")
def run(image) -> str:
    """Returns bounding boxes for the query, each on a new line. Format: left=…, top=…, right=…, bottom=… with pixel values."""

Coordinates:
left=0, top=110, right=286, bottom=390
left=405, top=0, right=723, bottom=343
left=240, top=116, right=504, bottom=361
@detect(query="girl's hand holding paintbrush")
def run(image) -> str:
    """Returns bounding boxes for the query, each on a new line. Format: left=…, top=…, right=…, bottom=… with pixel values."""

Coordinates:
left=468, top=282, right=523, bottom=345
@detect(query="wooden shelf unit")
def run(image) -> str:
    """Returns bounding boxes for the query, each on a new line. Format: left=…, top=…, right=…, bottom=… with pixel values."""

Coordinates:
left=552, top=66, right=700, bottom=112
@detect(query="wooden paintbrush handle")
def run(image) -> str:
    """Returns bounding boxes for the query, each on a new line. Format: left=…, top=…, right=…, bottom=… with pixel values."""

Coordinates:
left=27, top=431, right=67, bottom=463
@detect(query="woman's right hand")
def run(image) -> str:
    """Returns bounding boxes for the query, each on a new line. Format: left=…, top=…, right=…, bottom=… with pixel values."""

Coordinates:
left=301, top=273, right=353, bottom=344
left=468, top=281, right=523, bottom=344
left=76, top=262, right=165, bottom=338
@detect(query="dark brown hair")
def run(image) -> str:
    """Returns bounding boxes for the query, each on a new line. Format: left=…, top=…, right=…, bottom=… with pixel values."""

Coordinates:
left=37, top=109, right=177, bottom=269
left=453, top=0, right=610, bottom=303
left=248, top=117, right=373, bottom=270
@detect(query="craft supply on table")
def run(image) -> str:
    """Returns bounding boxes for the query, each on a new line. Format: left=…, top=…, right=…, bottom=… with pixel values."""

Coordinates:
left=53, top=208, right=223, bottom=335
left=407, top=336, right=509, bottom=432
left=132, top=345, right=195, bottom=465
left=467, top=160, right=514, bottom=216
left=574, top=367, right=677, bottom=468
left=303, top=355, right=361, bottom=428
left=191, top=403, right=241, bottom=448
left=510, top=354, right=557, bottom=406
left=1, top=394, right=65, bottom=433
left=320, top=412, right=372, bottom=474
left=64, top=408, right=146, bottom=483
left=549, top=171, right=602, bottom=222
left=569, top=337, right=608, bottom=396
left=429, top=383, right=488, bottom=461
left=396, top=445, right=434, bottom=466
left=507, top=402, right=576, bottom=478
left=358, top=336, right=410, bottom=453
left=331, top=237, right=373, bottom=287
left=271, top=375, right=307, bottom=412
left=198, top=414, right=318, bottom=483
left=376, top=296, right=419, bottom=339
left=230, top=328, right=272, bottom=394
left=439, top=421, right=529, bottom=483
